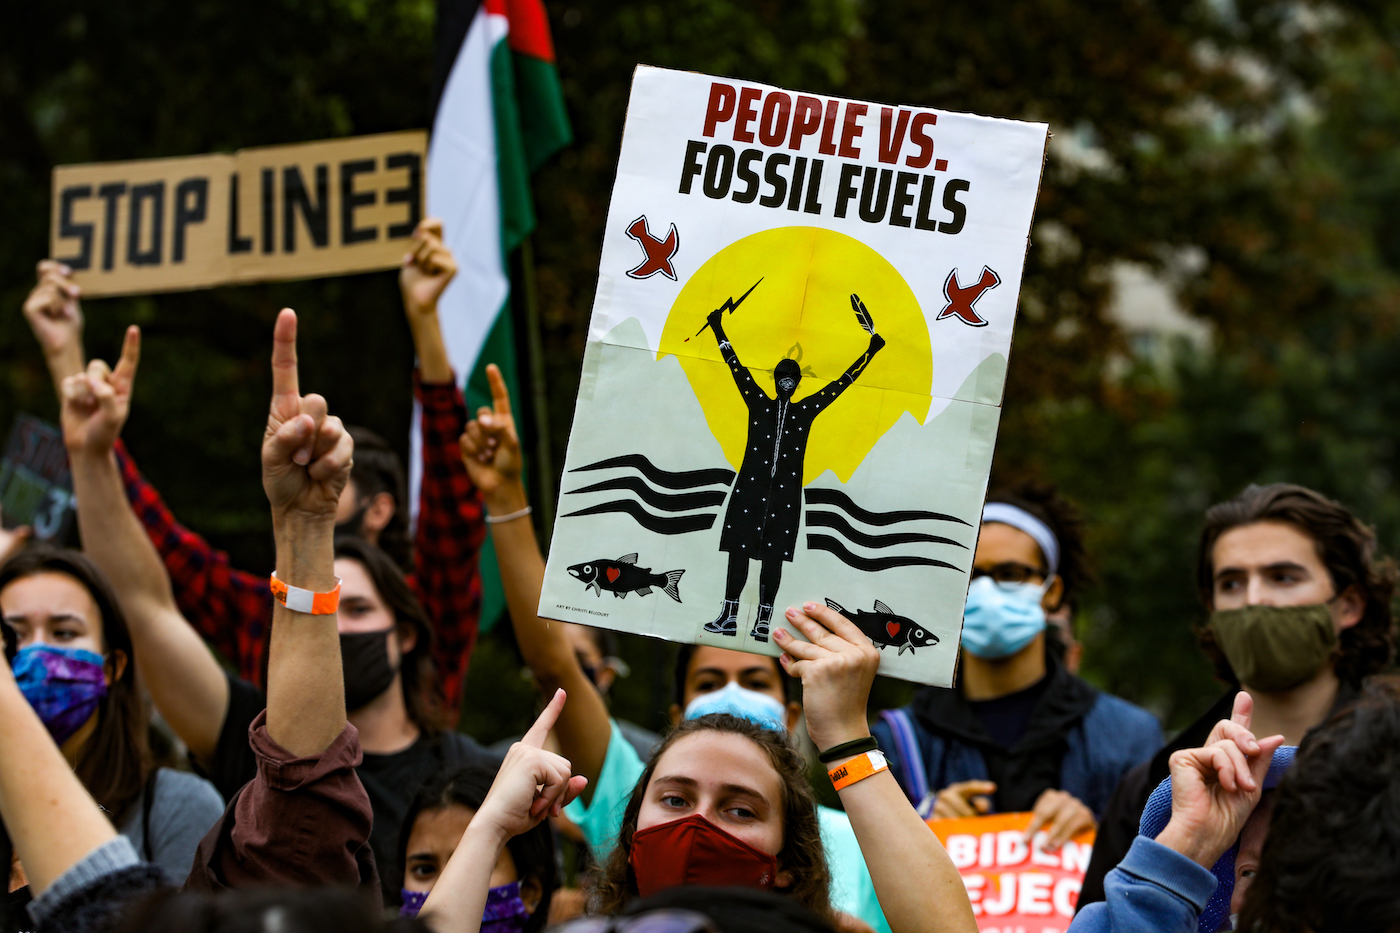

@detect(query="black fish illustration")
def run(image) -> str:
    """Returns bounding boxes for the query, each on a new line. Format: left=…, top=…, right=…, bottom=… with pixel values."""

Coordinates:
left=567, top=553, right=684, bottom=602
left=824, top=598, right=939, bottom=656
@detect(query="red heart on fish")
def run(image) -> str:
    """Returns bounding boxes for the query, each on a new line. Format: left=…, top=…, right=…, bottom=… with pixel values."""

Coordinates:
left=886, top=621, right=901, bottom=638
left=606, top=568, right=621, bottom=583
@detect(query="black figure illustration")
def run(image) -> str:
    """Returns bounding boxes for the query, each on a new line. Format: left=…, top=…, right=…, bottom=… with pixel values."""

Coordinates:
left=702, top=292, right=885, bottom=642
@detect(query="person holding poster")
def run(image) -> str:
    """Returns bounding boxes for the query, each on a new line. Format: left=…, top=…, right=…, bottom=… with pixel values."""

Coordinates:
left=703, top=297, right=885, bottom=643
left=459, top=367, right=976, bottom=933
left=873, top=486, right=1160, bottom=845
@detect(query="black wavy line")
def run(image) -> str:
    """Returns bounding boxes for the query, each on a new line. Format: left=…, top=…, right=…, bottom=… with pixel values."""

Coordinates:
left=564, top=476, right=727, bottom=512
left=571, top=454, right=735, bottom=490
left=561, top=499, right=717, bottom=534
left=805, top=511, right=969, bottom=550
left=803, top=488, right=972, bottom=526
left=807, top=534, right=961, bottom=572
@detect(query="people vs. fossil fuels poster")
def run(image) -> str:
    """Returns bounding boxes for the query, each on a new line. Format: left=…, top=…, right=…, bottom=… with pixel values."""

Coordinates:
left=539, top=66, right=1048, bottom=686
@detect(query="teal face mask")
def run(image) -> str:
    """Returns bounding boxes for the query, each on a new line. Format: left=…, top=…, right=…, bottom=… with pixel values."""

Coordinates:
left=960, top=576, right=1049, bottom=660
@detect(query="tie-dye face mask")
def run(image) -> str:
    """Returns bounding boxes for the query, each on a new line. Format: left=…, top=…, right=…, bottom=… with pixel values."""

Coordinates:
left=13, top=645, right=108, bottom=745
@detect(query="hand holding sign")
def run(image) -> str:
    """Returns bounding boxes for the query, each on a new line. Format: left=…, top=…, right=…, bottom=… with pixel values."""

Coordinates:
left=261, top=309, right=352, bottom=525
left=59, top=326, right=140, bottom=459
left=22, top=261, right=85, bottom=383
left=473, top=688, right=589, bottom=840
left=775, top=601, right=880, bottom=751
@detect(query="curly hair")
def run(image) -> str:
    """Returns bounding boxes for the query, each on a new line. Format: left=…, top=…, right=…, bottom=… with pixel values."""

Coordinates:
left=984, top=481, right=1094, bottom=612
left=1194, top=483, right=1396, bottom=687
left=1236, top=676, right=1400, bottom=932
left=590, top=714, right=831, bottom=920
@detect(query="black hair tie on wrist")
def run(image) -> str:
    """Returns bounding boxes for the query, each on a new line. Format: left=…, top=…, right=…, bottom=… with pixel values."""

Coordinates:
left=818, top=736, right=879, bottom=764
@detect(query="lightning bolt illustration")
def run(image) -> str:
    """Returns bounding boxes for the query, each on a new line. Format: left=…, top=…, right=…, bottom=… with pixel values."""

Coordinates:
left=686, top=278, right=764, bottom=341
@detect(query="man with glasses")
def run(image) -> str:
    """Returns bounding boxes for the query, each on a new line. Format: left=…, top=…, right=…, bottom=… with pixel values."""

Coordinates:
left=872, top=485, right=1161, bottom=848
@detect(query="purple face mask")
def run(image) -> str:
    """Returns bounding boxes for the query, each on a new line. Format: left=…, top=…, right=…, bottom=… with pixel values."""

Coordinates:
left=13, top=645, right=108, bottom=746
left=401, top=880, right=531, bottom=931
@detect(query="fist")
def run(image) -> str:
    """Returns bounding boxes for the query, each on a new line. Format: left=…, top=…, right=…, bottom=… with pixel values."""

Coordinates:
left=400, top=218, right=458, bottom=317
left=23, top=260, right=84, bottom=358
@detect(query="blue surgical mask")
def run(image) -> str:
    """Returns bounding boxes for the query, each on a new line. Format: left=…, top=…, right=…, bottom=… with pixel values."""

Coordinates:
left=960, top=575, right=1049, bottom=660
left=684, top=680, right=787, bottom=732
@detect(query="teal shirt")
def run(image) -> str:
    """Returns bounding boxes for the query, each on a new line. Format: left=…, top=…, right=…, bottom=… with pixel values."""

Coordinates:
left=565, top=720, right=891, bottom=933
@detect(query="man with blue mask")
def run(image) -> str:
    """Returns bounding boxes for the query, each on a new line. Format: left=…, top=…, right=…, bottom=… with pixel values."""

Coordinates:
left=873, top=485, right=1162, bottom=850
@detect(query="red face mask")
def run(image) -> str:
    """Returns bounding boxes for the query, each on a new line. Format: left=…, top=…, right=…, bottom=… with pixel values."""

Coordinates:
left=628, top=814, right=779, bottom=897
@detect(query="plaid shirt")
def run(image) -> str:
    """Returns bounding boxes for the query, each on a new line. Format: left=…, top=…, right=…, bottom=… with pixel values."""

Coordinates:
left=114, top=373, right=485, bottom=714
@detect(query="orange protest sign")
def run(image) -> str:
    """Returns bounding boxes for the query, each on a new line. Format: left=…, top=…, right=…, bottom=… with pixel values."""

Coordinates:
left=927, top=812, right=1095, bottom=933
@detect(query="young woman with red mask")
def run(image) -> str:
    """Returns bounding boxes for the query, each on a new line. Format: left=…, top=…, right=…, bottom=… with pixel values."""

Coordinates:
left=417, top=599, right=976, bottom=933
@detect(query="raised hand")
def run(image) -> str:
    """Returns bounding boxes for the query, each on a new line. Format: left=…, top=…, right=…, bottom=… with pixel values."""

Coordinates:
left=472, top=688, right=589, bottom=842
left=774, top=601, right=881, bottom=752
left=1155, top=691, right=1285, bottom=868
left=22, top=261, right=85, bottom=373
left=399, top=218, right=458, bottom=319
left=459, top=364, right=524, bottom=507
left=261, top=309, right=352, bottom=524
left=59, top=326, right=140, bottom=458
left=0, top=506, right=31, bottom=565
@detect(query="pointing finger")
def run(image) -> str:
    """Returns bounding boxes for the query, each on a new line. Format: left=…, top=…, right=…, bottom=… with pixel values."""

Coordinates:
left=522, top=688, right=566, bottom=748
left=486, top=364, right=512, bottom=417
left=271, top=309, right=300, bottom=410
left=113, top=326, right=141, bottom=386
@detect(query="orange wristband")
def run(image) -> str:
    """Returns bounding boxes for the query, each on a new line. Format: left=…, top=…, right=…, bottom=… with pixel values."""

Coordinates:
left=269, top=573, right=341, bottom=615
left=828, top=750, right=889, bottom=791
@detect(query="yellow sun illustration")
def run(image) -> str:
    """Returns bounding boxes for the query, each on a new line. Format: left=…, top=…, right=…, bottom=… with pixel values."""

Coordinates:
left=658, top=226, right=932, bottom=484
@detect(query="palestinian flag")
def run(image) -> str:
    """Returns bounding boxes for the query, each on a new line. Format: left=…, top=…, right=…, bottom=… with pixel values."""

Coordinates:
left=411, top=0, right=570, bottom=628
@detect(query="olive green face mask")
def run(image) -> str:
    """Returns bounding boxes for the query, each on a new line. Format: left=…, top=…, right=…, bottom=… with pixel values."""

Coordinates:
left=1208, top=604, right=1338, bottom=692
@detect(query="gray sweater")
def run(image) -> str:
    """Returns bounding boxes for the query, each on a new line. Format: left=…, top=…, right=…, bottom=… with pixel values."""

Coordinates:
left=115, top=768, right=225, bottom=883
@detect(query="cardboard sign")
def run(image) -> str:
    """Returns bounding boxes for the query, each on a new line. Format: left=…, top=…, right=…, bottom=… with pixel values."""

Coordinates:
left=928, top=812, right=1095, bottom=932
left=538, top=65, right=1047, bottom=686
left=49, top=131, right=426, bottom=296
left=0, top=416, right=75, bottom=544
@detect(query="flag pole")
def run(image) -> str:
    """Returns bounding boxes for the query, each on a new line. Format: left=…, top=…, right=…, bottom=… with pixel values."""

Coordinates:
left=518, top=235, right=556, bottom=538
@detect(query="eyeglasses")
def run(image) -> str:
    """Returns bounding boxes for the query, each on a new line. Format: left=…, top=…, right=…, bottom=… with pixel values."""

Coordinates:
left=553, top=910, right=720, bottom=933
left=970, top=562, right=1047, bottom=587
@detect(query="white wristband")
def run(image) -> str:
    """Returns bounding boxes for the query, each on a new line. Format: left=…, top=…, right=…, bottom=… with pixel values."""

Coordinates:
left=486, top=505, right=533, bottom=525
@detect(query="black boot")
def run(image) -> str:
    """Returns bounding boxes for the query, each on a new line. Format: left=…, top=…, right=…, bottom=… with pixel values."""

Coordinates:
left=750, top=603, right=774, bottom=642
left=704, top=598, right=739, bottom=636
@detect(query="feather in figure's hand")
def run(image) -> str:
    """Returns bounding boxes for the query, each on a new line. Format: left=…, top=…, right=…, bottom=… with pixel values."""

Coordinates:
left=851, top=293, right=875, bottom=335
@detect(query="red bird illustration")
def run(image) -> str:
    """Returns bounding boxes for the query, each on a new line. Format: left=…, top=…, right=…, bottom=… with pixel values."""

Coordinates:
left=625, top=216, right=680, bottom=281
left=937, top=266, right=1000, bottom=327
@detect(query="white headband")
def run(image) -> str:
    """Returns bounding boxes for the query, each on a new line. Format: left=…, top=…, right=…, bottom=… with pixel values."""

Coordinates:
left=982, top=502, right=1059, bottom=577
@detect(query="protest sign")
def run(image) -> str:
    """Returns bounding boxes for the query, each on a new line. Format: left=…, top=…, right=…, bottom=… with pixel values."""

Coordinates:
left=50, top=131, right=426, bottom=297
left=538, top=65, right=1048, bottom=685
left=0, top=416, right=75, bottom=544
left=928, top=812, right=1094, bottom=932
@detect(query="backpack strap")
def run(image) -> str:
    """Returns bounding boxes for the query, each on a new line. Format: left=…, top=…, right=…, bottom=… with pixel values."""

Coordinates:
left=877, top=708, right=930, bottom=808
left=141, top=769, right=160, bottom=863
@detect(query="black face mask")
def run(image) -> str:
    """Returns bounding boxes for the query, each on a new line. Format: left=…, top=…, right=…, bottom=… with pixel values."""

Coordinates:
left=340, top=629, right=398, bottom=711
